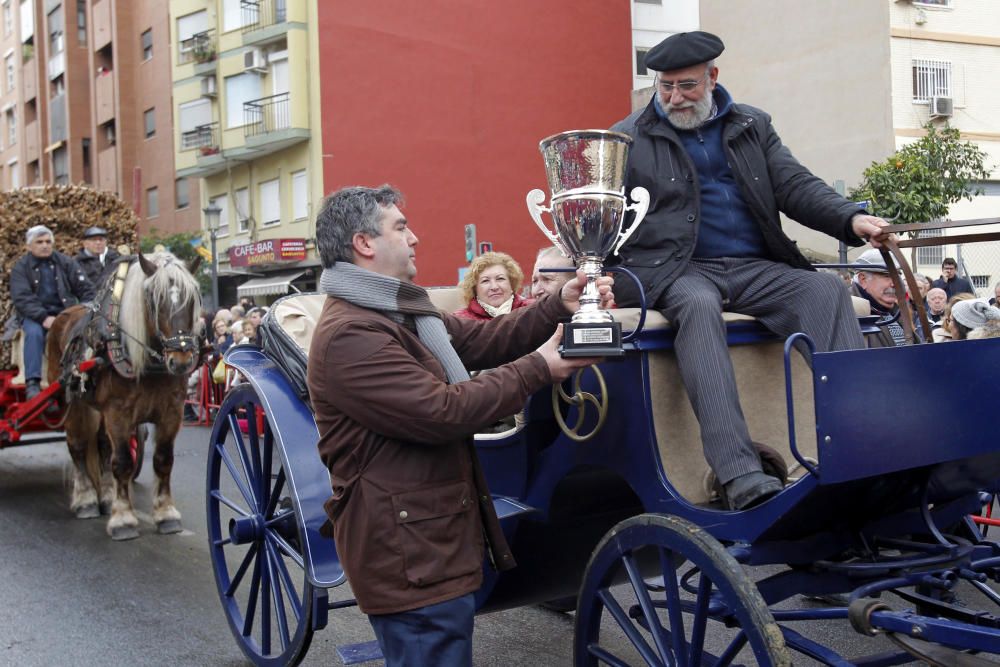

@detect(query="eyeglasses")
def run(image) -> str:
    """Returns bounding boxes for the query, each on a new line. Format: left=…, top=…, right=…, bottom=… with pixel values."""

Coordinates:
left=656, top=74, right=707, bottom=94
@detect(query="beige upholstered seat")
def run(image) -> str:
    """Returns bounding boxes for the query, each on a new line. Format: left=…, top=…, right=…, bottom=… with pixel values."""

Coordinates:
left=271, top=289, right=860, bottom=505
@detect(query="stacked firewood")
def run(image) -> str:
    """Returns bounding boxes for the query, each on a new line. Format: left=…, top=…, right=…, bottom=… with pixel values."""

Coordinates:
left=0, top=185, right=139, bottom=370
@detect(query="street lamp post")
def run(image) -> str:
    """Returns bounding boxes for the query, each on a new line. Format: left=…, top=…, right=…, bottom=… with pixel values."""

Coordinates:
left=203, top=203, right=222, bottom=311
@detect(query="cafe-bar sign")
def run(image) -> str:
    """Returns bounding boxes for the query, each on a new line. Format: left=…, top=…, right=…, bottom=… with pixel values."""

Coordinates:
left=228, top=238, right=307, bottom=267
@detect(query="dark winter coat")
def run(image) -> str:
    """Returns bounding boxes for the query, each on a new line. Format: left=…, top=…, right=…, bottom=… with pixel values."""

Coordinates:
left=74, top=247, right=122, bottom=288
left=9, top=251, right=95, bottom=324
left=609, top=87, right=866, bottom=307
left=307, top=294, right=567, bottom=615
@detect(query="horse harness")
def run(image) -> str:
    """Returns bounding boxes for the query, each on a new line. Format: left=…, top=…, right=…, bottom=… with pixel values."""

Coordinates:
left=60, top=257, right=203, bottom=395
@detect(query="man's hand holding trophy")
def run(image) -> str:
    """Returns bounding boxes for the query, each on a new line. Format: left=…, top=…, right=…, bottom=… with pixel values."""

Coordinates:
left=527, top=130, right=650, bottom=357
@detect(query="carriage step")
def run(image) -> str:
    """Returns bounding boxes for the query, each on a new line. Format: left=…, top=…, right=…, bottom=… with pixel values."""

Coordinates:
left=337, top=640, right=383, bottom=665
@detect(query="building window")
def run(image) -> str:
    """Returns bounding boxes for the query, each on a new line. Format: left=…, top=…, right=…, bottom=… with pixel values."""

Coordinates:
left=2, top=0, right=12, bottom=37
left=916, top=228, right=944, bottom=267
left=146, top=187, right=159, bottom=218
left=5, top=108, right=15, bottom=146
left=915, top=0, right=950, bottom=5
left=972, top=275, right=989, bottom=291
left=635, top=48, right=650, bottom=77
left=291, top=170, right=308, bottom=220
left=175, top=177, right=190, bottom=209
left=4, top=53, right=14, bottom=93
left=76, top=0, right=86, bottom=44
left=9, top=160, right=19, bottom=188
left=235, top=187, right=250, bottom=232
left=144, top=107, right=155, bottom=138
left=209, top=194, right=229, bottom=236
left=224, top=72, right=261, bottom=127
left=222, top=0, right=248, bottom=32
left=48, top=5, right=64, bottom=54
left=259, top=178, right=280, bottom=226
left=52, top=145, right=68, bottom=185
left=912, top=59, right=951, bottom=102
left=141, top=28, right=152, bottom=61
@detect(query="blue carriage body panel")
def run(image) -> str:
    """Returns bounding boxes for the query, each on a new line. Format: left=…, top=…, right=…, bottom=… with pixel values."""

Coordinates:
left=811, top=338, right=1000, bottom=484
left=224, top=346, right=344, bottom=589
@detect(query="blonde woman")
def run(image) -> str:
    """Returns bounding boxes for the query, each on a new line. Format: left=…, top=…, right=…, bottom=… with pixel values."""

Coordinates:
left=454, top=251, right=531, bottom=320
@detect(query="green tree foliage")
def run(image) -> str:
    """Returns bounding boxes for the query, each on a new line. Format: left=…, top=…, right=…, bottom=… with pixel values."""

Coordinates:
left=849, top=123, right=991, bottom=226
left=139, top=229, right=212, bottom=295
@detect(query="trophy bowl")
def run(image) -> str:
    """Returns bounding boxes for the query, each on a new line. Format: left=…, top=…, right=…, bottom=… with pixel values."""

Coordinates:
left=527, top=130, right=650, bottom=356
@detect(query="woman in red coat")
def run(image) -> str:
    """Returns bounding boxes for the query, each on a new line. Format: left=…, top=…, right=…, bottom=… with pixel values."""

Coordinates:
left=453, top=251, right=532, bottom=320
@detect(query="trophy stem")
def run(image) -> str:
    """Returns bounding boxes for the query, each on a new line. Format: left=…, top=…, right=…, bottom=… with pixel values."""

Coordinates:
left=572, top=257, right=613, bottom=324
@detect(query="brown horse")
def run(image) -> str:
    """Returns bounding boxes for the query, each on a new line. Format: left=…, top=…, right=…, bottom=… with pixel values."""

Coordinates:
left=46, top=251, right=203, bottom=540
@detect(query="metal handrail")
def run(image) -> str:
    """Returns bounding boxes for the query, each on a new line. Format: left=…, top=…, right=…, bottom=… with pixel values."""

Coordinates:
left=241, top=0, right=287, bottom=32
left=243, top=93, right=290, bottom=137
left=178, top=30, right=216, bottom=65
left=181, top=122, right=219, bottom=152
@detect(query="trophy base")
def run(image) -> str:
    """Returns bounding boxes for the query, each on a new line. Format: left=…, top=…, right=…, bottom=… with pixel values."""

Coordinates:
left=560, top=321, right=625, bottom=358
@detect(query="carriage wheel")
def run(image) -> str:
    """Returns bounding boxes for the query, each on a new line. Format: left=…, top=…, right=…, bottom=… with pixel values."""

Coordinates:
left=207, top=384, right=316, bottom=666
left=574, top=514, right=790, bottom=667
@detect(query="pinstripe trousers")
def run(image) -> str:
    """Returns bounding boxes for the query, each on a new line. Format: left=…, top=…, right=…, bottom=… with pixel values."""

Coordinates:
left=655, top=258, right=865, bottom=484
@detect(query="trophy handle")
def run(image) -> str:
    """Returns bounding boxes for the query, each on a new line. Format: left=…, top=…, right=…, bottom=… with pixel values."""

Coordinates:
left=527, top=189, right=571, bottom=258
left=612, top=186, right=651, bottom=257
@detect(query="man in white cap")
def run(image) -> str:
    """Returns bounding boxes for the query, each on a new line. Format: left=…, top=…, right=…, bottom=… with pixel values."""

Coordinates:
left=850, top=248, right=907, bottom=348
left=610, top=30, right=893, bottom=510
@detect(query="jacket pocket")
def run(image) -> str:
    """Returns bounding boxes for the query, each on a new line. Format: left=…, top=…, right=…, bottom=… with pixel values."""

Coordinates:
left=391, top=481, right=481, bottom=587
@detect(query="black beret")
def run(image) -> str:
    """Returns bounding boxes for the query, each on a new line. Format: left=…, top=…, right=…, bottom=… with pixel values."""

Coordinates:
left=645, top=31, right=724, bottom=73
left=83, top=226, right=108, bottom=238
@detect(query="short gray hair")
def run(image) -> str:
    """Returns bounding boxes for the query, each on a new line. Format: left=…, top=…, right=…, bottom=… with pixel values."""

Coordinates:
left=26, top=225, right=54, bottom=244
left=315, top=185, right=403, bottom=267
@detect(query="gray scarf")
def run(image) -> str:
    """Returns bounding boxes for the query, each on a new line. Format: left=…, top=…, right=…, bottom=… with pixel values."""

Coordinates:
left=319, top=262, right=470, bottom=384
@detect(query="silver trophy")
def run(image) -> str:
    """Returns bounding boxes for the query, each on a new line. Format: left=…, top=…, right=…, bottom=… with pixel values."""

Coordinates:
left=527, top=129, right=650, bottom=357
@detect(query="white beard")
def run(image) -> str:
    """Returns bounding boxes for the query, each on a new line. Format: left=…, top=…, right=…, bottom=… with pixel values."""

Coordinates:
left=661, top=90, right=714, bottom=130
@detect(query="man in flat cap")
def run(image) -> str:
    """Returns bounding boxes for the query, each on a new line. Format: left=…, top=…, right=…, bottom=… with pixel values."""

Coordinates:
left=850, top=248, right=906, bottom=348
left=611, top=31, right=892, bottom=510
left=75, top=226, right=122, bottom=288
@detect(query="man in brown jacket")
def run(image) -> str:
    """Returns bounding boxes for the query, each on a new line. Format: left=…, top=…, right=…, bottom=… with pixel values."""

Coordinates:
left=307, top=185, right=612, bottom=666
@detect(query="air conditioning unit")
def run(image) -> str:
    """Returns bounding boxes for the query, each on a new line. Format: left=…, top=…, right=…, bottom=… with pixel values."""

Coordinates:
left=200, top=77, right=217, bottom=97
left=930, top=96, right=953, bottom=118
left=243, top=48, right=267, bottom=73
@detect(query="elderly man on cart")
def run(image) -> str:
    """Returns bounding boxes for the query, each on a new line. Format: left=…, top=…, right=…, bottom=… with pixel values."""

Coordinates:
left=6, top=225, right=94, bottom=400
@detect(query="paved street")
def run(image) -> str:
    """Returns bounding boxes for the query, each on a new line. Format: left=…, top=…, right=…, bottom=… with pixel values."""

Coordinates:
left=1, top=424, right=921, bottom=666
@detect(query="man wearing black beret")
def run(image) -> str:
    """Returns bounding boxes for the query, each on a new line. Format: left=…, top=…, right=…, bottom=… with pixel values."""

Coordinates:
left=611, top=31, right=893, bottom=510
left=75, top=226, right=121, bottom=288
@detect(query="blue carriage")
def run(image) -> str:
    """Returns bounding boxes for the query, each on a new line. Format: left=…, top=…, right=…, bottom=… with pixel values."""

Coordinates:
left=205, top=282, right=1000, bottom=666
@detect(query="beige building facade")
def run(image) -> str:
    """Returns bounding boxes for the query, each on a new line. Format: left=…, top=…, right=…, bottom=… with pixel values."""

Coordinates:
left=170, top=0, right=324, bottom=308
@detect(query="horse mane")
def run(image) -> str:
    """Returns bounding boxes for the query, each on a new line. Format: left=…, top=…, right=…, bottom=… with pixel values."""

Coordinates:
left=118, top=252, right=202, bottom=377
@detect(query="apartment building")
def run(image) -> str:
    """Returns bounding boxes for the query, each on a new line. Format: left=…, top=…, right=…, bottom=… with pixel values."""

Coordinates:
left=0, top=1, right=195, bottom=236
left=89, top=0, right=200, bottom=234
left=170, top=0, right=322, bottom=307
left=700, top=0, right=1000, bottom=289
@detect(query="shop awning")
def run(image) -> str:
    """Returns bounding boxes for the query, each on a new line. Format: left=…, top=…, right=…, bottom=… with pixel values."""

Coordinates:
left=236, top=270, right=305, bottom=297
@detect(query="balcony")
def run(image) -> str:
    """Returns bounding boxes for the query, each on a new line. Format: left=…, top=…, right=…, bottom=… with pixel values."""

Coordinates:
left=24, top=120, right=39, bottom=162
left=178, top=30, right=218, bottom=75
left=92, top=0, right=112, bottom=51
left=181, top=122, right=219, bottom=152
left=47, top=51, right=65, bottom=80
left=242, top=92, right=309, bottom=154
left=21, top=61, right=37, bottom=101
left=241, top=0, right=289, bottom=47
left=97, top=145, right=117, bottom=193
left=95, top=70, right=114, bottom=126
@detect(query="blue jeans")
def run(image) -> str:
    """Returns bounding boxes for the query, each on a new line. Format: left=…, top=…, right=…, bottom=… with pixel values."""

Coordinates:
left=369, top=593, right=475, bottom=667
left=21, top=318, right=46, bottom=382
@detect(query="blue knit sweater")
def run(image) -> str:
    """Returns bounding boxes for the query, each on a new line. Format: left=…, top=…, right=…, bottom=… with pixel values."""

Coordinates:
left=654, top=85, right=767, bottom=259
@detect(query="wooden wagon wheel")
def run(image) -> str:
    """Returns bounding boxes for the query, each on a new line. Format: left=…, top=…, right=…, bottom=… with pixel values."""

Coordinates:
left=551, top=364, right=609, bottom=443
left=878, top=236, right=933, bottom=343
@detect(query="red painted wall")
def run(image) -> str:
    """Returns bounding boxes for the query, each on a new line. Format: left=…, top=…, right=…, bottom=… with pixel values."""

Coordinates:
left=317, top=1, right=632, bottom=286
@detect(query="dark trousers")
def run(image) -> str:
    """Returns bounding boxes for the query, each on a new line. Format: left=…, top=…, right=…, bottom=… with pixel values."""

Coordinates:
left=657, top=258, right=865, bottom=484
left=21, top=318, right=46, bottom=381
left=369, top=593, right=475, bottom=667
